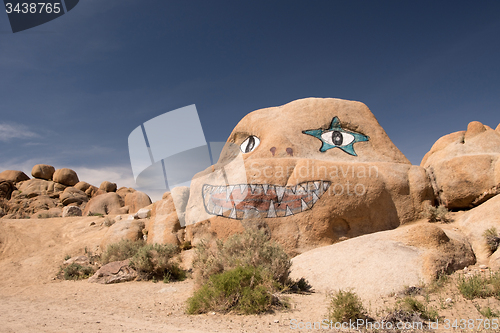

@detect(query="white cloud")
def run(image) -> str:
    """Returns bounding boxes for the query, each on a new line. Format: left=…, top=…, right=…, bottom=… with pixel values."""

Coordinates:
left=0, top=123, right=39, bottom=142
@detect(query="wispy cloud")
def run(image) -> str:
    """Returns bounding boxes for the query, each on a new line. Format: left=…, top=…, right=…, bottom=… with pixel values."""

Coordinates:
left=0, top=123, right=39, bottom=142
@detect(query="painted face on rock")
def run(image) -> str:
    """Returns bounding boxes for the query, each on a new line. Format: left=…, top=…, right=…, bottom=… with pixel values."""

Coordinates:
left=201, top=115, right=369, bottom=220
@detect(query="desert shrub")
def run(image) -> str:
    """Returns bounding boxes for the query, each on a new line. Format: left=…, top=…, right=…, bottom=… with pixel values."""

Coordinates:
left=186, top=265, right=281, bottom=314
left=192, top=229, right=291, bottom=285
left=179, top=241, right=192, bottom=251
left=476, top=304, right=500, bottom=318
left=103, top=216, right=115, bottom=227
left=457, top=271, right=500, bottom=300
left=424, top=205, right=450, bottom=223
left=484, top=227, right=500, bottom=254
left=327, top=290, right=368, bottom=323
left=100, top=239, right=145, bottom=264
left=129, top=243, right=184, bottom=281
left=397, top=296, right=438, bottom=321
left=61, top=263, right=94, bottom=280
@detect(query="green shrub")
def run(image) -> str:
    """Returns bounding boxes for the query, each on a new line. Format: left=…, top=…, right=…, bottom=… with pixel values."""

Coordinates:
left=476, top=305, right=500, bottom=318
left=193, top=229, right=291, bottom=285
left=61, top=263, right=94, bottom=280
left=327, top=290, right=368, bottom=323
left=129, top=243, right=184, bottom=281
left=457, top=271, right=500, bottom=300
left=397, top=296, right=438, bottom=321
left=424, top=205, right=450, bottom=223
left=100, top=239, right=145, bottom=264
left=186, top=265, right=279, bottom=314
left=484, top=228, right=500, bottom=254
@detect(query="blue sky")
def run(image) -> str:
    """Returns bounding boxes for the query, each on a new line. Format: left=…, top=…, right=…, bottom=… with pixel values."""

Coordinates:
left=1, top=1, right=500, bottom=200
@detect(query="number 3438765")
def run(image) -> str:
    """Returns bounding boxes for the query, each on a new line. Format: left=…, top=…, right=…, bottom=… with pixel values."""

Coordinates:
left=5, top=3, right=61, bottom=14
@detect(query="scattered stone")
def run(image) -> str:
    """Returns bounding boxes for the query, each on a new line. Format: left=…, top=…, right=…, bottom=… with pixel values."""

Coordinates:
left=88, top=260, right=137, bottom=284
left=62, top=205, right=82, bottom=217
left=63, top=256, right=89, bottom=265
left=479, top=264, right=488, bottom=270
left=134, top=208, right=151, bottom=219
left=31, top=164, right=55, bottom=180
left=115, top=215, right=122, bottom=222
left=53, top=168, right=79, bottom=186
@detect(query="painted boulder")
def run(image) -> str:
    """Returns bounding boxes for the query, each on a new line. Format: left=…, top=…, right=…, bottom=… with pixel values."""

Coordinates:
left=183, top=98, right=434, bottom=254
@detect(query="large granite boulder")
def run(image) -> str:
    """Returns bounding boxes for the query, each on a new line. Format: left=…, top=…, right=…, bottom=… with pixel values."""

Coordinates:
left=53, top=168, right=79, bottom=186
left=146, top=192, right=181, bottom=246
left=83, top=192, right=125, bottom=216
left=31, top=164, right=55, bottom=180
left=422, top=121, right=500, bottom=209
left=125, top=191, right=152, bottom=215
left=0, top=180, right=14, bottom=200
left=183, top=98, right=434, bottom=254
left=17, top=179, right=66, bottom=198
left=0, top=170, right=30, bottom=183
left=99, top=181, right=117, bottom=192
left=59, top=187, right=88, bottom=206
left=289, top=222, right=475, bottom=303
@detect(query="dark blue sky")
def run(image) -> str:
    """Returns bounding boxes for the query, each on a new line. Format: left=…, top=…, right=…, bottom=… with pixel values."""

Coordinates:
left=1, top=1, right=500, bottom=198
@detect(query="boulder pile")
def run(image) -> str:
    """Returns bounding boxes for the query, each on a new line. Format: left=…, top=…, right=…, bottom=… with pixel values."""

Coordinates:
left=0, top=164, right=151, bottom=219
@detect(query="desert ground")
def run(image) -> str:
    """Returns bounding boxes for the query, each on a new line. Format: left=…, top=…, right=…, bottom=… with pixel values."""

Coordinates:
left=1, top=216, right=499, bottom=333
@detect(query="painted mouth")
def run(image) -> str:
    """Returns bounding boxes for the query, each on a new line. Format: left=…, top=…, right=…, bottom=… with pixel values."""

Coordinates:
left=202, top=181, right=331, bottom=219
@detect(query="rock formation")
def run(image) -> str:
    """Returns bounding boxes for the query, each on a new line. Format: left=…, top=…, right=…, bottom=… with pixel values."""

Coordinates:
left=0, top=164, right=151, bottom=220
left=422, top=121, right=500, bottom=209
left=183, top=98, right=434, bottom=254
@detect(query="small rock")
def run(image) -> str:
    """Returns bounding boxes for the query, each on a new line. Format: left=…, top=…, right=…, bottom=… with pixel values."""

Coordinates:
left=127, top=215, right=135, bottom=220
left=479, top=264, right=488, bottom=270
left=64, top=256, right=89, bottom=265
left=62, top=205, right=83, bottom=217
left=135, top=208, right=151, bottom=219
left=89, top=221, right=96, bottom=226
left=115, top=215, right=122, bottom=222
left=445, top=298, right=453, bottom=304
left=463, top=267, right=469, bottom=272
left=274, top=320, right=279, bottom=323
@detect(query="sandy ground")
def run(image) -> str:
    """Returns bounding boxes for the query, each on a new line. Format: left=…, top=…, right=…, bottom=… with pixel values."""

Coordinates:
left=1, top=217, right=498, bottom=333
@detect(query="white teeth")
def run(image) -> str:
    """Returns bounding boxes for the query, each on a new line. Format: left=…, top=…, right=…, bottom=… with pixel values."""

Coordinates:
left=218, top=186, right=225, bottom=194
left=301, top=199, right=309, bottom=212
left=239, top=184, right=248, bottom=194
left=296, top=185, right=307, bottom=195
left=229, top=205, right=237, bottom=219
left=285, top=206, right=294, bottom=216
left=312, top=192, right=320, bottom=204
left=216, top=206, right=223, bottom=216
left=226, top=185, right=235, bottom=200
left=262, top=184, right=269, bottom=194
left=323, top=182, right=330, bottom=191
left=276, top=186, right=285, bottom=203
left=267, top=200, right=276, bottom=218
left=212, top=205, right=218, bottom=215
left=314, top=181, right=320, bottom=190
left=250, top=184, right=257, bottom=194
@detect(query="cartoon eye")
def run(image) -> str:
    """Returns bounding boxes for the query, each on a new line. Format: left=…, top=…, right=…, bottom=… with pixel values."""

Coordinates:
left=240, top=135, right=260, bottom=153
left=320, top=131, right=355, bottom=147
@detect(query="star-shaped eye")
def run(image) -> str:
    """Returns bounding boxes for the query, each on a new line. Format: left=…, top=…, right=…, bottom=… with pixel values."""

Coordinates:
left=302, top=117, right=369, bottom=156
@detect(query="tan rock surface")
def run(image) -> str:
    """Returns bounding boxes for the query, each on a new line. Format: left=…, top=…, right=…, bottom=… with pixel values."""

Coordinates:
left=100, top=219, right=145, bottom=250
left=18, top=178, right=66, bottom=198
left=99, top=181, right=117, bottom=192
left=83, top=192, right=124, bottom=216
left=147, top=192, right=181, bottom=245
left=31, top=164, right=55, bottom=180
left=0, top=170, right=30, bottom=183
left=53, top=168, right=79, bottom=186
left=290, top=222, right=475, bottom=303
left=125, top=191, right=152, bottom=214
left=185, top=98, right=433, bottom=254
left=60, top=187, right=88, bottom=206
left=422, top=121, right=500, bottom=209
